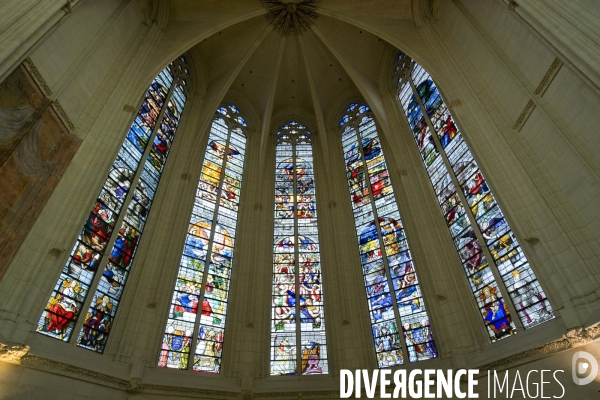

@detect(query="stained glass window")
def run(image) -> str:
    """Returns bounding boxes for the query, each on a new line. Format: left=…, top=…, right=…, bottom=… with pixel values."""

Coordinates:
left=38, top=56, right=190, bottom=352
left=339, top=104, right=438, bottom=366
left=394, top=52, right=554, bottom=341
left=270, top=121, right=328, bottom=376
left=158, top=105, right=247, bottom=373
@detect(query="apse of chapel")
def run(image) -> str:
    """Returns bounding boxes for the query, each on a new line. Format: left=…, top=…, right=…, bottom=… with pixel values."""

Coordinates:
left=2, top=0, right=600, bottom=398
left=0, top=0, right=560, bottom=336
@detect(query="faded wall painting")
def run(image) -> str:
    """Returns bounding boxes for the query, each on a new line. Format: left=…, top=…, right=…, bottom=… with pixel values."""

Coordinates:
left=0, top=65, right=81, bottom=279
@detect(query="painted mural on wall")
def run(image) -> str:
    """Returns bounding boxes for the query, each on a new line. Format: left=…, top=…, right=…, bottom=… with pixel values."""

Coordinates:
left=0, top=65, right=80, bottom=279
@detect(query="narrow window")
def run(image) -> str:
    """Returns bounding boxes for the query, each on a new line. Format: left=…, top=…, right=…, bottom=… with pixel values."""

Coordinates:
left=158, top=105, right=246, bottom=373
left=340, top=104, right=438, bottom=365
left=38, top=56, right=190, bottom=353
left=270, top=122, right=328, bottom=375
left=395, top=53, right=554, bottom=341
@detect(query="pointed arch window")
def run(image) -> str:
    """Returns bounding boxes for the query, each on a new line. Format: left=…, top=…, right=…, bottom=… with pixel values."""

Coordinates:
left=394, top=52, right=554, bottom=341
left=37, top=56, right=190, bottom=352
left=270, top=122, right=328, bottom=376
left=340, top=104, right=438, bottom=366
left=158, top=105, right=247, bottom=373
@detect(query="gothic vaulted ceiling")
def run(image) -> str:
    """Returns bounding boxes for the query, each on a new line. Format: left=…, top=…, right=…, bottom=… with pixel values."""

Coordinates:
left=148, top=0, right=429, bottom=132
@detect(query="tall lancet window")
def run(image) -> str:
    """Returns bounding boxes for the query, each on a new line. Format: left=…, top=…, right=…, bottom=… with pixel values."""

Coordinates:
left=394, top=52, right=554, bottom=342
left=340, top=104, right=438, bottom=366
left=158, top=105, right=247, bottom=373
left=38, top=56, right=190, bottom=352
left=270, top=121, right=328, bottom=376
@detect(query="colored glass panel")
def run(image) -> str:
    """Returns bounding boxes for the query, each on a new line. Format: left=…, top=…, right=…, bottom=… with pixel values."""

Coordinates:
left=76, top=83, right=187, bottom=352
left=340, top=104, right=438, bottom=365
left=38, top=58, right=190, bottom=351
left=396, top=53, right=553, bottom=341
left=270, top=122, right=328, bottom=376
left=159, top=105, right=247, bottom=373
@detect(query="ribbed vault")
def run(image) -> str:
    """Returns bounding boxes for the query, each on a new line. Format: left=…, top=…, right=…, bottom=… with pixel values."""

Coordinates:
left=133, top=0, right=436, bottom=144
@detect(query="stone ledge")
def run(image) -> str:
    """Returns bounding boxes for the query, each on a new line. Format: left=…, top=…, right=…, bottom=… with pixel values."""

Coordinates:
left=477, top=323, right=600, bottom=371
left=2, top=323, right=598, bottom=399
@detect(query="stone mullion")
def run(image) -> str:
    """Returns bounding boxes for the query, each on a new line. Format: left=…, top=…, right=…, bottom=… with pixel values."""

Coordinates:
left=70, top=75, right=178, bottom=346
left=292, top=139, right=302, bottom=374
left=188, top=118, right=233, bottom=370
left=353, top=115, right=410, bottom=363
left=407, top=77, right=524, bottom=332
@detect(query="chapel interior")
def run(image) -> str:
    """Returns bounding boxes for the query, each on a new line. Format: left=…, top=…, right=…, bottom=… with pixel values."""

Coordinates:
left=1, top=0, right=600, bottom=399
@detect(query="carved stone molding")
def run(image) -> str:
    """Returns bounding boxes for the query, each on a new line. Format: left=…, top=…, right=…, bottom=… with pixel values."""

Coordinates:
left=534, top=57, right=563, bottom=96
left=63, top=0, right=75, bottom=14
left=52, top=99, right=76, bottom=132
left=430, top=0, right=441, bottom=21
left=13, top=351, right=240, bottom=396
left=21, top=58, right=75, bottom=132
left=261, top=0, right=319, bottom=36
left=478, top=323, right=600, bottom=371
left=137, top=0, right=155, bottom=26
left=127, top=378, right=144, bottom=393
left=143, top=384, right=238, bottom=397
left=512, top=99, right=535, bottom=131
left=0, top=343, right=30, bottom=364
left=123, top=104, right=137, bottom=113
left=5, top=325, right=600, bottom=399
left=413, top=0, right=440, bottom=28
left=22, top=58, right=52, bottom=99
left=20, top=353, right=130, bottom=390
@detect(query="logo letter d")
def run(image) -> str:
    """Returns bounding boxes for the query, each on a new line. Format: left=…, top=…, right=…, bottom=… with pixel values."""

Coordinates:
left=572, top=351, right=599, bottom=385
